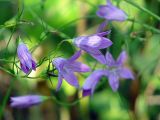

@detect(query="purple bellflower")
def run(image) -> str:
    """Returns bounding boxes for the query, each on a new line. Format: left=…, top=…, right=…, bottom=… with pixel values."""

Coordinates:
left=82, top=51, right=134, bottom=96
left=10, top=95, right=48, bottom=108
left=52, top=50, right=90, bottom=91
left=105, top=51, right=134, bottom=91
left=73, top=31, right=112, bottom=64
left=97, top=0, right=128, bottom=22
left=17, top=43, right=36, bottom=74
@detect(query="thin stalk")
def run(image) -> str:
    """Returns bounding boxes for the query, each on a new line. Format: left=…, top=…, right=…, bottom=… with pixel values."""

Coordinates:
left=124, top=0, right=160, bottom=21
left=0, top=78, right=15, bottom=119
left=51, top=96, right=81, bottom=106
left=127, top=18, right=160, bottom=34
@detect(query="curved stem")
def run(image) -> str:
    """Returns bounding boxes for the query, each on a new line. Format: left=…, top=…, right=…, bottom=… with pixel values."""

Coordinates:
left=127, top=18, right=160, bottom=34
left=124, top=0, right=160, bottom=21
left=51, top=96, right=81, bottom=106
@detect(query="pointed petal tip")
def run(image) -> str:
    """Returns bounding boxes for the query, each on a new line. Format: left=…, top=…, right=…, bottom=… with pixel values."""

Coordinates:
left=68, top=50, right=82, bottom=62
left=32, top=60, right=37, bottom=70
left=82, top=89, right=91, bottom=97
left=108, top=73, right=119, bottom=92
left=119, top=68, right=134, bottom=80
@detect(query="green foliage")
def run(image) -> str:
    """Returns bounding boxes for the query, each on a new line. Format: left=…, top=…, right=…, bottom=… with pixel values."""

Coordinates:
left=0, top=0, right=160, bottom=119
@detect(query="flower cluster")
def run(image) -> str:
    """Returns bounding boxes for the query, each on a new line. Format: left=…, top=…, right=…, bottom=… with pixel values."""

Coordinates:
left=12, top=0, right=134, bottom=108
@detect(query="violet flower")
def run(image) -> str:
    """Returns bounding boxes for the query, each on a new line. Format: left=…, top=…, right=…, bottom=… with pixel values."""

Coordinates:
left=17, top=43, right=36, bottom=74
left=73, top=31, right=112, bottom=64
left=96, top=0, right=128, bottom=22
left=105, top=51, right=134, bottom=91
left=10, top=95, right=48, bottom=108
left=52, top=50, right=90, bottom=91
left=96, top=0, right=128, bottom=35
left=82, top=51, right=134, bottom=96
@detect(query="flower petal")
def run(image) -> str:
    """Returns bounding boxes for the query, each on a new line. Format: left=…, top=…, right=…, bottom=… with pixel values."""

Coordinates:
left=62, top=70, right=79, bottom=88
left=10, top=95, right=43, bottom=108
left=56, top=74, right=63, bottom=91
left=17, top=43, right=36, bottom=74
left=82, top=70, right=106, bottom=96
left=74, top=35, right=112, bottom=49
left=73, top=36, right=89, bottom=48
left=108, top=72, right=119, bottom=91
left=52, top=58, right=66, bottom=72
left=98, top=37, right=112, bottom=49
left=116, top=51, right=127, bottom=65
left=96, top=0, right=128, bottom=21
left=96, top=5, right=109, bottom=19
left=96, top=21, right=108, bottom=33
left=87, top=35, right=112, bottom=49
left=82, top=89, right=91, bottom=97
left=20, top=62, right=30, bottom=74
left=96, top=30, right=111, bottom=37
left=66, top=61, right=90, bottom=72
left=105, top=52, right=116, bottom=66
left=67, top=50, right=81, bottom=62
left=31, top=59, right=36, bottom=70
left=119, top=67, right=134, bottom=80
left=89, top=50, right=106, bottom=64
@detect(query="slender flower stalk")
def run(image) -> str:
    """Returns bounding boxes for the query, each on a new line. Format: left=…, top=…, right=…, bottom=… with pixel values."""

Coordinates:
left=52, top=50, right=90, bottom=91
left=17, top=43, right=36, bottom=74
left=10, top=95, right=48, bottom=108
left=73, top=31, right=112, bottom=64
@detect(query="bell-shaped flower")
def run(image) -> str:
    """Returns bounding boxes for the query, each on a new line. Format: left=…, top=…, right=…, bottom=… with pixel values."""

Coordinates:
left=73, top=31, right=112, bottom=64
left=105, top=51, right=134, bottom=91
left=82, top=51, right=134, bottom=96
left=96, top=0, right=128, bottom=22
left=10, top=95, right=48, bottom=108
left=52, top=50, right=90, bottom=91
left=17, top=43, right=36, bottom=74
left=82, top=70, right=106, bottom=97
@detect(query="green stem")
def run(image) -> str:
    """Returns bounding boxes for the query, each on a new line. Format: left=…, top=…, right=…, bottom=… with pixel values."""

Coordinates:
left=127, top=18, right=160, bottom=34
left=51, top=96, right=81, bottom=106
left=27, top=7, right=71, bottom=39
left=124, top=0, right=160, bottom=21
left=5, top=27, right=15, bottom=56
left=117, top=92, right=135, bottom=120
left=36, top=39, right=72, bottom=67
left=0, top=66, right=15, bottom=77
left=0, top=59, right=15, bottom=63
left=0, top=78, right=15, bottom=119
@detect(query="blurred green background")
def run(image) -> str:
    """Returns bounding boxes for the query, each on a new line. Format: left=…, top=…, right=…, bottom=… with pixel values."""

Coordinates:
left=0, top=0, right=160, bottom=120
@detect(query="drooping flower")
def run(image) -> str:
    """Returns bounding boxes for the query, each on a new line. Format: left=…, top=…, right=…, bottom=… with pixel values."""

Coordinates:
left=105, top=51, right=134, bottom=91
left=52, top=50, right=90, bottom=91
left=10, top=95, right=48, bottom=108
left=17, top=43, right=36, bottom=74
left=82, top=51, right=134, bottom=96
left=82, top=70, right=106, bottom=97
left=96, top=0, right=128, bottom=22
left=73, top=31, right=112, bottom=64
